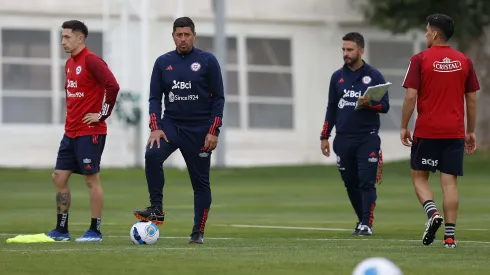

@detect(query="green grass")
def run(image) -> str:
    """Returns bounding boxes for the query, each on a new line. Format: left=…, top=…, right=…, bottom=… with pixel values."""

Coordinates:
left=1, top=154, right=490, bottom=275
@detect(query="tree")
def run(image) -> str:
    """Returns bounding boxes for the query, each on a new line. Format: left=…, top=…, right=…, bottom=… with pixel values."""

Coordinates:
left=357, top=0, right=490, bottom=150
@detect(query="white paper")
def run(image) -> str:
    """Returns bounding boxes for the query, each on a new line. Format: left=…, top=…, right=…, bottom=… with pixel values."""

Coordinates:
left=355, top=82, right=391, bottom=110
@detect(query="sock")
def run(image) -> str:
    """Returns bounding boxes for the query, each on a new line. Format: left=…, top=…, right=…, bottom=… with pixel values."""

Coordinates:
left=422, top=200, right=438, bottom=219
left=345, top=186, right=363, bottom=222
left=192, top=184, right=212, bottom=233
left=56, top=213, right=69, bottom=233
left=90, top=218, right=101, bottom=233
left=360, top=186, right=377, bottom=227
left=145, top=148, right=167, bottom=209
left=444, top=223, right=456, bottom=239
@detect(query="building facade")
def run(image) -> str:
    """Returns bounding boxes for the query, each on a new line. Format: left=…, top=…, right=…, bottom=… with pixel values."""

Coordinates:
left=0, top=0, right=426, bottom=168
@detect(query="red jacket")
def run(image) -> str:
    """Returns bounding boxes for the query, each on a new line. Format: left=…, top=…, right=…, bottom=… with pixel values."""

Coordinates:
left=64, top=47, right=120, bottom=138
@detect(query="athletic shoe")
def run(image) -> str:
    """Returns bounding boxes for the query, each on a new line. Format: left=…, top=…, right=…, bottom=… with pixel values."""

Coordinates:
left=133, top=205, right=165, bottom=225
left=46, top=229, right=70, bottom=241
left=75, top=230, right=103, bottom=242
left=422, top=212, right=443, bottom=245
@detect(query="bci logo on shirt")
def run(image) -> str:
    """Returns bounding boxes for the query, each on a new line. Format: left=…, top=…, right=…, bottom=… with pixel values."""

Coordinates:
left=343, top=89, right=362, bottom=98
left=337, top=89, right=361, bottom=109
left=67, top=80, right=78, bottom=89
left=172, top=80, right=192, bottom=90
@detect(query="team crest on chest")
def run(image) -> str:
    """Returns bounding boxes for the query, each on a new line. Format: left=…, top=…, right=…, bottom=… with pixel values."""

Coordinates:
left=190, top=62, right=201, bottom=72
left=362, top=76, right=371, bottom=84
left=76, top=66, right=82, bottom=75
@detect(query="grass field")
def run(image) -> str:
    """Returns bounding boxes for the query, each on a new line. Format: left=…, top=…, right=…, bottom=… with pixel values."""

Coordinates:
left=1, top=154, right=490, bottom=275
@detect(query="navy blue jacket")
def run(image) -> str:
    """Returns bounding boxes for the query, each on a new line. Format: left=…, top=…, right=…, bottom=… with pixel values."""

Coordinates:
left=149, top=47, right=225, bottom=136
left=320, top=61, right=390, bottom=139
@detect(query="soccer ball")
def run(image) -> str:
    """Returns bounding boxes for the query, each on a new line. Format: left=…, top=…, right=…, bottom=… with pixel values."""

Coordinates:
left=130, top=221, right=159, bottom=245
left=352, top=257, right=403, bottom=275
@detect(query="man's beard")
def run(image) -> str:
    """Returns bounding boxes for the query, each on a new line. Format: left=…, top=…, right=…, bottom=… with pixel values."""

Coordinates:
left=344, top=56, right=359, bottom=65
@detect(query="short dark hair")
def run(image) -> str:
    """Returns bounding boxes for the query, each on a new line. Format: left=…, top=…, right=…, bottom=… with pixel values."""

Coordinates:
left=342, top=32, right=365, bottom=48
left=426, top=13, right=454, bottom=41
left=62, top=20, right=88, bottom=38
left=173, top=17, right=195, bottom=33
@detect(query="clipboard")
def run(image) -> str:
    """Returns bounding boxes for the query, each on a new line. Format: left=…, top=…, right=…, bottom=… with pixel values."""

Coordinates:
left=355, top=82, right=391, bottom=110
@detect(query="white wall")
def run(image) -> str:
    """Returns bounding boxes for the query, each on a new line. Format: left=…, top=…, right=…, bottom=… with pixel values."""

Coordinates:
left=0, top=0, right=417, bottom=168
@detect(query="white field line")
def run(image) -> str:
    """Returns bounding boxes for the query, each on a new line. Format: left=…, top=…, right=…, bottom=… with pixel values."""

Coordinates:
left=70, top=222, right=490, bottom=231
left=5, top=245, right=457, bottom=253
left=1, top=223, right=489, bottom=246
left=225, top=224, right=352, bottom=231
left=3, top=245, right=457, bottom=253
left=68, top=223, right=489, bottom=231
left=225, top=224, right=490, bottom=232
left=1, top=233, right=490, bottom=245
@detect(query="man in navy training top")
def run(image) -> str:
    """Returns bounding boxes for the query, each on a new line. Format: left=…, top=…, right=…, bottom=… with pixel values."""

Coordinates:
left=320, top=32, right=390, bottom=236
left=133, top=16, right=225, bottom=244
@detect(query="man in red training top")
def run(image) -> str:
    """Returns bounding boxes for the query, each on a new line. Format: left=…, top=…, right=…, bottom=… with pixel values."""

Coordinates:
left=401, top=13, right=479, bottom=248
left=46, top=20, right=120, bottom=243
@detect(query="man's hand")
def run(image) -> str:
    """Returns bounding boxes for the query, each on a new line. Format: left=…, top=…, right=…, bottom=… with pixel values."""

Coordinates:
left=400, top=128, right=413, bottom=147
left=82, top=113, right=100, bottom=124
left=147, top=130, right=169, bottom=149
left=203, top=134, right=218, bottom=152
left=321, top=139, right=330, bottom=157
left=465, top=132, right=477, bottom=155
left=357, top=96, right=371, bottom=108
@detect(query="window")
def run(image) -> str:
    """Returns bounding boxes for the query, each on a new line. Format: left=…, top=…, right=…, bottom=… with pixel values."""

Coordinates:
left=3, top=64, right=52, bottom=90
left=1, top=29, right=52, bottom=124
left=246, top=38, right=293, bottom=129
left=2, top=97, right=52, bottom=124
left=379, top=105, right=415, bottom=131
left=368, top=41, right=413, bottom=70
left=2, top=30, right=51, bottom=58
left=247, top=72, right=292, bottom=98
left=194, top=36, right=293, bottom=130
left=194, top=36, right=240, bottom=127
left=368, top=40, right=415, bottom=131
left=246, top=38, right=291, bottom=66
left=249, top=103, right=293, bottom=129
left=60, top=32, right=103, bottom=59
left=0, top=28, right=104, bottom=124
left=383, top=74, right=407, bottom=101
left=194, top=36, right=294, bottom=130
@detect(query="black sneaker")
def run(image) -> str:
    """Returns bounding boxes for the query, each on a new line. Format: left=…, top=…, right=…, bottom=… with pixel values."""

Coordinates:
left=188, top=231, right=204, bottom=244
left=357, top=225, right=373, bottom=236
left=422, top=212, right=443, bottom=246
left=133, top=205, right=165, bottom=225
left=352, top=222, right=362, bottom=235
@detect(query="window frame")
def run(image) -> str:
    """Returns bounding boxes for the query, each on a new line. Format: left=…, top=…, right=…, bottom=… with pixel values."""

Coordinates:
left=193, top=35, right=241, bottom=128
left=194, top=33, right=295, bottom=131
left=364, top=34, right=425, bottom=132
left=0, top=24, right=104, bottom=125
left=243, top=36, right=294, bottom=130
left=0, top=27, right=55, bottom=124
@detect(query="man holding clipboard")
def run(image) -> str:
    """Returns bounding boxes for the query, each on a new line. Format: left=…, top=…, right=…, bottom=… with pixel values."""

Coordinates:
left=320, top=32, right=390, bottom=236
